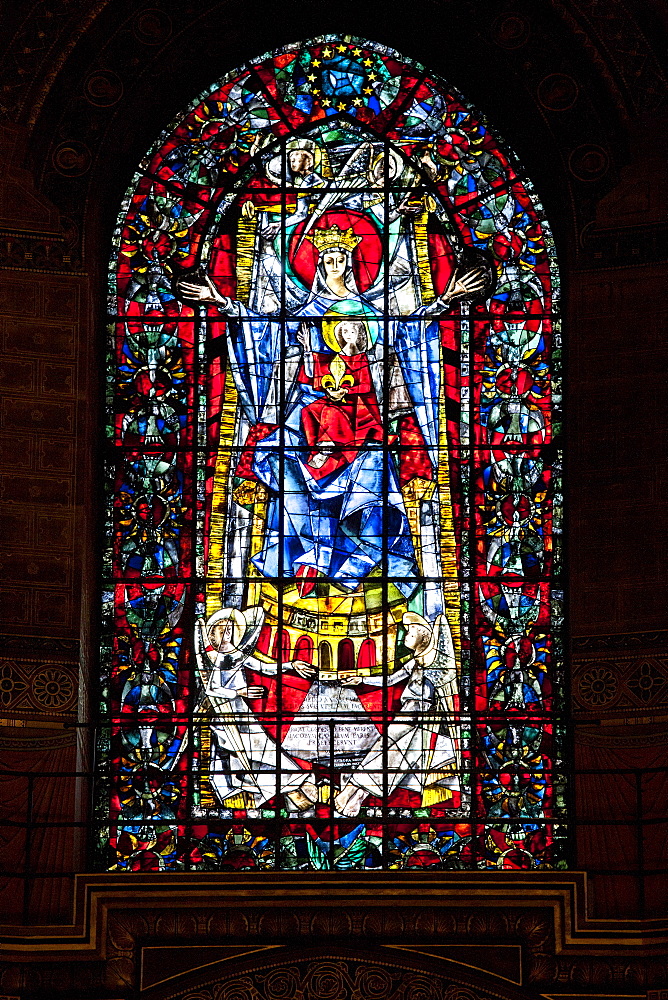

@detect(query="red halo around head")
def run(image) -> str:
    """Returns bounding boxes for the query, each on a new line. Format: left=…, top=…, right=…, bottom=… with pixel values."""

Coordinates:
left=289, top=209, right=382, bottom=293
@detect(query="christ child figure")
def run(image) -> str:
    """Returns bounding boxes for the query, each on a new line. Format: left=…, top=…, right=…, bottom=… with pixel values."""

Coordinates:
left=298, top=316, right=387, bottom=479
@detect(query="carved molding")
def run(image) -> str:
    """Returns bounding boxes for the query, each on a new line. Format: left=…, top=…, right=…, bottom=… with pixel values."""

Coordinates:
left=578, top=220, right=668, bottom=268
left=572, top=630, right=668, bottom=651
left=0, top=873, right=666, bottom=994
left=557, top=0, right=667, bottom=114
left=0, top=229, right=82, bottom=273
left=0, top=658, right=77, bottom=715
left=144, top=951, right=530, bottom=1000
left=572, top=651, right=668, bottom=717
left=570, top=632, right=668, bottom=721
left=574, top=725, right=668, bottom=747
left=0, top=634, right=80, bottom=730
left=0, top=726, right=77, bottom=749
left=0, top=634, right=80, bottom=655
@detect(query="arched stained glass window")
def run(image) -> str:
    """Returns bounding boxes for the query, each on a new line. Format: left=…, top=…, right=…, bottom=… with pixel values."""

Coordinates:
left=100, top=35, right=564, bottom=872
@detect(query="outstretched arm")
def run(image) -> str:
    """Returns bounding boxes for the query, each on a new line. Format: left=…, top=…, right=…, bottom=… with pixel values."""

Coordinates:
left=243, top=655, right=315, bottom=680
left=205, top=658, right=267, bottom=701
left=422, top=265, right=491, bottom=315
left=177, top=275, right=240, bottom=315
left=342, top=664, right=410, bottom=687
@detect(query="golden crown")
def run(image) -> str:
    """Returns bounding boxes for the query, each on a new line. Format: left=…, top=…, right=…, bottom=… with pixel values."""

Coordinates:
left=305, top=225, right=362, bottom=254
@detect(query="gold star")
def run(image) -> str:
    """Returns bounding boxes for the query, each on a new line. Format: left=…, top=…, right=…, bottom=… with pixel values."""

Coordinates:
left=363, top=57, right=373, bottom=67
left=337, top=100, right=347, bottom=111
left=368, top=72, right=377, bottom=80
left=323, top=47, right=332, bottom=58
left=322, top=97, right=331, bottom=106
left=352, top=47, right=362, bottom=56
left=363, top=86, right=373, bottom=94
left=307, top=74, right=316, bottom=82
left=337, top=43, right=346, bottom=52
left=312, top=88, right=321, bottom=96
left=312, top=58, right=321, bottom=67
left=352, top=97, right=363, bottom=106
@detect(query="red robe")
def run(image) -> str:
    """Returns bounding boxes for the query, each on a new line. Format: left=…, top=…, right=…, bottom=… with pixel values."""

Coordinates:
left=299, top=352, right=386, bottom=481
left=234, top=352, right=434, bottom=487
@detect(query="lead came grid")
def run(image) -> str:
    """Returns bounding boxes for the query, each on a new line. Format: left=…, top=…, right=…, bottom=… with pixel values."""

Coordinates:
left=99, top=36, right=565, bottom=872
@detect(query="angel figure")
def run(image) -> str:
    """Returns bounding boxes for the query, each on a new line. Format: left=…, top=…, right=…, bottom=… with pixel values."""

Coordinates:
left=334, top=611, right=460, bottom=816
left=195, top=607, right=318, bottom=811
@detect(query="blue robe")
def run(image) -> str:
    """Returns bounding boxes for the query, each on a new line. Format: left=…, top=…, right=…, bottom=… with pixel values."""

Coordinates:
left=222, top=287, right=443, bottom=600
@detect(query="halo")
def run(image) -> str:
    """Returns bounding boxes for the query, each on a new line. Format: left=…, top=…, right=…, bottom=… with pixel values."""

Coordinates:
left=266, top=139, right=321, bottom=183
left=206, top=607, right=246, bottom=649
left=286, top=137, right=322, bottom=169
left=403, top=611, right=431, bottom=629
left=370, top=146, right=403, bottom=183
left=321, top=301, right=378, bottom=352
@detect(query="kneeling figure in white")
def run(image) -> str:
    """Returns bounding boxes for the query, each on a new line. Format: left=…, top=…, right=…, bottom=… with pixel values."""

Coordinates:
left=195, top=608, right=318, bottom=812
left=335, top=612, right=460, bottom=817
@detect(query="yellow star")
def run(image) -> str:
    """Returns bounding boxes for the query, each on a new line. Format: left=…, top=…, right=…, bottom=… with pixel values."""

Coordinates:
left=307, top=74, right=316, bottom=82
left=322, top=97, right=331, bottom=106
left=312, top=58, right=321, bottom=67
left=312, top=88, right=321, bottom=95
left=368, top=72, right=377, bottom=80
left=363, top=86, right=373, bottom=95
left=337, top=43, right=346, bottom=52
left=337, top=101, right=346, bottom=111
left=323, top=47, right=332, bottom=58
left=352, top=97, right=363, bottom=106
left=352, top=47, right=362, bottom=56
left=363, top=57, right=373, bottom=67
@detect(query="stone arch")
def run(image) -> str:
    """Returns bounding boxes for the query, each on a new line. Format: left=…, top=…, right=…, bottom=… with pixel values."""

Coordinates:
left=142, top=947, right=536, bottom=1000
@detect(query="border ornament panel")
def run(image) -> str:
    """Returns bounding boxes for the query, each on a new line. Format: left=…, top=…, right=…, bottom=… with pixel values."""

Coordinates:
left=572, top=650, right=668, bottom=718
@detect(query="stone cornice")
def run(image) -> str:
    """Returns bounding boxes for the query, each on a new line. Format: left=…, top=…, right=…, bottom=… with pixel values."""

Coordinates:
left=1, top=871, right=666, bottom=959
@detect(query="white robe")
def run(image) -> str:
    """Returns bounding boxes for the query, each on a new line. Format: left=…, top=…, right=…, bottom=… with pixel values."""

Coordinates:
left=348, top=657, right=458, bottom=799
left=203, top=648, right=309, bottom=808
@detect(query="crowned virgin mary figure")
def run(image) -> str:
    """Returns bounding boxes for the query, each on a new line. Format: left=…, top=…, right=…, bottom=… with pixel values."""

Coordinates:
left=180, top=211, right=450, bottom=604
left=180, top=196, right=487, bottom=807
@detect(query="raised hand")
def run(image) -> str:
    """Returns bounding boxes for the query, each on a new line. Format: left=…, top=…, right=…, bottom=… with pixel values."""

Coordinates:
left=443, top=265, right=489, bottom=303
left=177, top=274, right=225, bottom=305
left=241, top=200, right=256, bottom=219
left=296, top=322, right=310, bottom=350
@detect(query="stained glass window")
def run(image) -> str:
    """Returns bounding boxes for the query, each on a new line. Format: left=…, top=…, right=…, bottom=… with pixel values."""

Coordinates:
left=99, top=36, right=565, bottom=871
